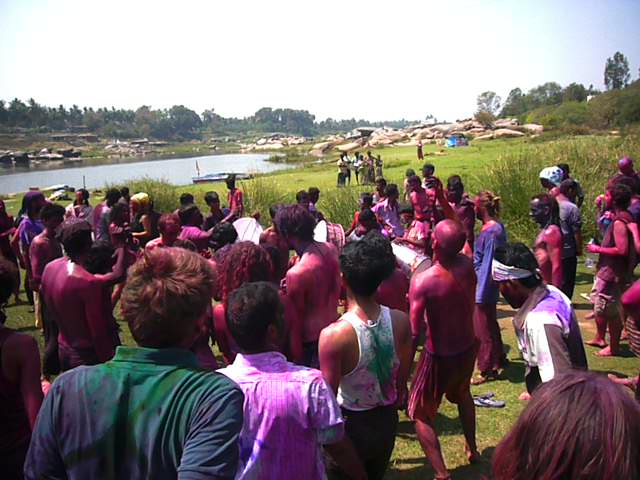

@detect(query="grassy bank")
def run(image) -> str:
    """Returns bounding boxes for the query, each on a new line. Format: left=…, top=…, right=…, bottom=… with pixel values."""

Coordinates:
left=3, top=133, right=640, bottom=479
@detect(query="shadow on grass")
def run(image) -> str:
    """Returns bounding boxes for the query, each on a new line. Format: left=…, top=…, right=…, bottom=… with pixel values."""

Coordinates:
left=575, top=270, right=594, bottom=287
left=386, top=446, right=495, bottom=479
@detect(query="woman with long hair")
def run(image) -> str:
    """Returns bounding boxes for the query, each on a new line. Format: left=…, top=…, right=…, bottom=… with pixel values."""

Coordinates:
left=472, top=191, right=508, bottom=384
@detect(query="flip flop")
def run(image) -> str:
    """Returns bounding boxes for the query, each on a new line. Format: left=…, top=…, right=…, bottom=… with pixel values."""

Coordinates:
left=473, top=397, right=505, bottom=408
left=474, top=392, right=496, bottom=400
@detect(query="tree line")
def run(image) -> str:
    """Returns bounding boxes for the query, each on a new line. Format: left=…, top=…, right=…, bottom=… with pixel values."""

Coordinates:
left=475, top=51, right=640, bottom=130
left=0, top=100, right=416, bottom=141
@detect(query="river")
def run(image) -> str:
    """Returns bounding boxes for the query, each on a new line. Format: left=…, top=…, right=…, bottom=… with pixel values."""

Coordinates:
left=0, top=153, right=288, bottom=194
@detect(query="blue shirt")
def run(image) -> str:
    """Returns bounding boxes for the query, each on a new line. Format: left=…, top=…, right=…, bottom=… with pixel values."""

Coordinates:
left=25, top=346, right=244, bottom=480
left=474, top=222, right=507, bottom=304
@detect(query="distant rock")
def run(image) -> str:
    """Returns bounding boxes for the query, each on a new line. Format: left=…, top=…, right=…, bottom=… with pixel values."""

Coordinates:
left=493, top=128, right=525, bottom=138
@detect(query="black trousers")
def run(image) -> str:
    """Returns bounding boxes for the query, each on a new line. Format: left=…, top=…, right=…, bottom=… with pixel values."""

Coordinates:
left=328, top=405, right=398, bottom=480
left=561, top=256, right=578, bottom=300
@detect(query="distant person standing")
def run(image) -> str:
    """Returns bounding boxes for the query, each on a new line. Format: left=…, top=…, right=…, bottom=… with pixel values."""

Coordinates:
left=557, top=179, right=583, bottom=299
left=223, top=174, right=244, bottom=222
left=65, top=189, right=94, bottom=227
left=203, top=191, right=225, bottom=230
left=93, top=189, right=121, bottom=243
left=375, top=155, right=383, bottom=178
left=557, top=163, right=584, bottom=208
left=417, top=140, right=424, bottom=161
left=353, top=153, right=362, bottom=185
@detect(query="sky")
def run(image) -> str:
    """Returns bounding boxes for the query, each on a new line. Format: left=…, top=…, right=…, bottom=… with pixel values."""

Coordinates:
left=1, top=0, right=639, bottom=122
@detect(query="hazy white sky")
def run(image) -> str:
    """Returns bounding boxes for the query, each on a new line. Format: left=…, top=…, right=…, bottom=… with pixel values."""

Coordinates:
left=1, top=0, right=639, bottom=122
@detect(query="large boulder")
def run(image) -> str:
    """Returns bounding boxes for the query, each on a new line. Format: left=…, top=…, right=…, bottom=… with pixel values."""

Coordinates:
left=493, top=128, right=525, bottom=138
left=336, top=140, right=364, bottom=152
left=522, top=124, right=544, bottom=134
left=473, top=133, right=495, bottom=141
left=494, top=118, right=519, bottom=128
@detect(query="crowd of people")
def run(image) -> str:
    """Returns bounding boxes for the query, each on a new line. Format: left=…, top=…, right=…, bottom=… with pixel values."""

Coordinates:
left=0, top=154, right=639, bottom=479
left=337, top=151, right=384, bottom=187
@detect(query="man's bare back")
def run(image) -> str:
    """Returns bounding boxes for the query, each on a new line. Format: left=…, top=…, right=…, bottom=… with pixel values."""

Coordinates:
left=410, top=254, right=476, bottom=356
left=285, top=241, right=340, bottom=344
left=534, top=225, right=563, bottom=288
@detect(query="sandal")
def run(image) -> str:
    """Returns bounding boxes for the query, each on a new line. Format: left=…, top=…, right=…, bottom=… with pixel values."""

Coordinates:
left=473, top=396, right=506, bottom=408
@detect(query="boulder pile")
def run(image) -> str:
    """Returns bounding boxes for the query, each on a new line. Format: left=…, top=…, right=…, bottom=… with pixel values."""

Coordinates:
left=307, top=118, right=543, bottom=155
left=243, top=134, right=308, bottom=152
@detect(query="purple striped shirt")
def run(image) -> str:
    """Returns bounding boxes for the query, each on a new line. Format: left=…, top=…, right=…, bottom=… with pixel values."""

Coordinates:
left=219, top=352, right=344, bottom=480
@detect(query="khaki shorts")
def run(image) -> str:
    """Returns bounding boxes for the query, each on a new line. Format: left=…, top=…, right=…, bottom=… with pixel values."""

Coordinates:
left=591, top=277, right=622, bottom=318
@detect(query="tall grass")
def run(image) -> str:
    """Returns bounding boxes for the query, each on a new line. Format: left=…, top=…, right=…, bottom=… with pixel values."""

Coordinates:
left=480, top=135, right=640, bottom=242
left=241, top=176, right=289, bottom=225
left=105, top=176, right=178, bottom=213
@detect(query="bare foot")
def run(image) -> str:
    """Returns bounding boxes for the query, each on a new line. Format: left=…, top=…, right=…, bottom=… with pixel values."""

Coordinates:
left=518, top=391, right=531, bottom=401
left=594, top=346, right=619, bottom=357
left=608, top=374, right=637, bottom=390
left=586, top=339, right=607, bottom=348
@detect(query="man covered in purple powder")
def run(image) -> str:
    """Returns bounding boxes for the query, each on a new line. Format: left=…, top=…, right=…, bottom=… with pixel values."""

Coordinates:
left=219, top=281, right=366, bottom=480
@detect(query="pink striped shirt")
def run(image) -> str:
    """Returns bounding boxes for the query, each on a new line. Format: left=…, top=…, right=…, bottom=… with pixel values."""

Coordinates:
left=219, top=352, right=344, bottom=479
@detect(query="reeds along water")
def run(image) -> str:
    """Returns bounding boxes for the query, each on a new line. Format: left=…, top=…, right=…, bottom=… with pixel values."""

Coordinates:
left=479, top=135, right=640, bottom=244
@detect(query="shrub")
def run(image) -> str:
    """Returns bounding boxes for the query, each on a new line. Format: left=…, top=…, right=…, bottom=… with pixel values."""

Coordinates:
left=241, top=176, right=289, bottom=225
left=106, top=177, right=177, bottom=213
left=479, top=135, right=640, bottom=243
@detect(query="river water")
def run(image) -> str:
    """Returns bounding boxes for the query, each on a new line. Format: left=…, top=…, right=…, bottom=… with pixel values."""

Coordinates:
left=0, top=153, right=286, bottom=194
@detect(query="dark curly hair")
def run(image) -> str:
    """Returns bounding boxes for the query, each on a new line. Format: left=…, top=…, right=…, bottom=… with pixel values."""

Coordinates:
left=218, top=242, right=273, bottom=303
left=226, top=281, right=284, bottom=353
left=340, top=231, right=395, bottom=296
left=274, top=204, right=316, bottom=242
left=210, top=222, right=238, bottom=250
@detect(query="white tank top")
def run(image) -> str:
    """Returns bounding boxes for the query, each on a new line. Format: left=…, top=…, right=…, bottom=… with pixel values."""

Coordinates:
left=337, top=306, right=400, bottom=411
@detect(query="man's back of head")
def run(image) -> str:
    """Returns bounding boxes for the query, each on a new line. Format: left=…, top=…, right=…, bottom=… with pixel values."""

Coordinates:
left=433, top=220, right=466, bottom=260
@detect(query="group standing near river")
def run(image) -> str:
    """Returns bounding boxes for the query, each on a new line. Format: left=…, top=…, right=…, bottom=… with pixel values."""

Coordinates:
left=1, top=153, right=640, bottom=480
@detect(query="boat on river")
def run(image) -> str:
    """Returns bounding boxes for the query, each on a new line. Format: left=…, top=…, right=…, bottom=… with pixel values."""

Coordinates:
left=192, top=172, right=251, bottom=184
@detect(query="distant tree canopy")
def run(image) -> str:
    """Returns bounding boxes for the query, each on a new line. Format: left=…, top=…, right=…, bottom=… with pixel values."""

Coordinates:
left=0, top=99, right=417, bottom=140
left=604, top=51, right=631, bottom=91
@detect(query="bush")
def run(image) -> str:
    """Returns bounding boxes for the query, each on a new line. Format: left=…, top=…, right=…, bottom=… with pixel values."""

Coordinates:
left=241, top=176, right=289, bottom=225
left=105, top=177, right=178, bottom=213
left=479, top=135, right=640, bottom=243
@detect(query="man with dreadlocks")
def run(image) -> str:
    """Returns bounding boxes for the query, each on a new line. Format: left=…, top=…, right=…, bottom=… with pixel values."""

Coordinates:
left=530, top=193, right=563, bottom=289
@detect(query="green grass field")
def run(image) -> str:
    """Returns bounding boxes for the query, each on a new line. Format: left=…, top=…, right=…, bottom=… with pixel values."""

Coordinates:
left=3, top=135, right=640, bottom=478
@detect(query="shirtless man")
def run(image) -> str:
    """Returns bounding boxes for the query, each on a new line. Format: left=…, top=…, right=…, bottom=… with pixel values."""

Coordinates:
left=30, top=204, right=65, bottom=329
left=408, top=220, right=479, bottom=479
left=275, top=204, right=340, bottom=368
left=530, top=194, right=563, bottom=289
left=40, top=221, right=130, bottom=371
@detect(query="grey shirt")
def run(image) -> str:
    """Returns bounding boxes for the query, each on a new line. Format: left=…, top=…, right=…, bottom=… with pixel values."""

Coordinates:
left=558, top=199, right=582, bottom=259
